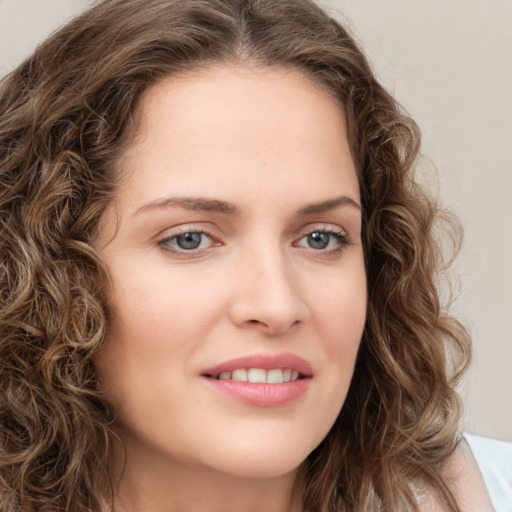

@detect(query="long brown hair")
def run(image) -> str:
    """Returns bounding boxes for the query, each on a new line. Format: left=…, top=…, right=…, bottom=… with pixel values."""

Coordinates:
left=0, top=0, right=470, bottom=510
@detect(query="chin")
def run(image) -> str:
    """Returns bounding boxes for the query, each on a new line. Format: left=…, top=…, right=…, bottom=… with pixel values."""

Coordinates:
left=206, top=451, right=307, bottom=480
left=191, top=427, right=324, bottom=480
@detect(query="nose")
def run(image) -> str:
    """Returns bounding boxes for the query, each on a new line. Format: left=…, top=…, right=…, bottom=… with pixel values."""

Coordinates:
left=228, top=243, right=310, bottom=336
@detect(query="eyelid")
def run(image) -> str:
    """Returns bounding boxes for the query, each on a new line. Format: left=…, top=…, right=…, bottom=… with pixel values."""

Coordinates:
left=292, top=223, right=352, bottom=255
left=156, top=222, right=220, bottom=241
left=154, top=222, right=351, bottom=258
left=156, top=224, right=222, bottom=255
left=294, top=223, right=350, bottom=241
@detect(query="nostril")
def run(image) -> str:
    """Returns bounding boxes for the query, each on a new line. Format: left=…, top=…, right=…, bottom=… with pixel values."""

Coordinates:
left=244, top=319, right=275, bottom=331
left=246, top=319, right=270, bottom=326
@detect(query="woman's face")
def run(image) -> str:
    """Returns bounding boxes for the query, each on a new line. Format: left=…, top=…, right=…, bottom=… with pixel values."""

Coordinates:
left=96, top=65, right=367, bottom=480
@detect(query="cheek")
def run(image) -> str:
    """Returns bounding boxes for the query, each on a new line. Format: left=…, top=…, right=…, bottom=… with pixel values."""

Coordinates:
left=310, top=259, right=367, bottom=345
left=107, top=262, right=226, bottom=343
left=308, top=260, right=367, bottom=406
left=96, top=266, right=226, bottom=408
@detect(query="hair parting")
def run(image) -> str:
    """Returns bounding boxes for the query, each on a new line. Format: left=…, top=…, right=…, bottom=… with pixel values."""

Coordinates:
left=0, top=1, right=470, bottom=510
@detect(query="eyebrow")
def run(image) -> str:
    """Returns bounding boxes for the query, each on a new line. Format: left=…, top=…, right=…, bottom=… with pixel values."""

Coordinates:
left=297, top=196, right=361, bottom=215
left=134, top=196, right=241, bottom=216
left=134, top=194, right=361, bottom=217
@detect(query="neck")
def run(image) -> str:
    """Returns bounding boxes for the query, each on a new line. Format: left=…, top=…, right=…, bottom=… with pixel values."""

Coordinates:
left=102, top=433, right=304, bottom=512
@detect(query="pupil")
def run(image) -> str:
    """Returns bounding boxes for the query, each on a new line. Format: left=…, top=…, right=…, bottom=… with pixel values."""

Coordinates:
left=308, top=232, right=329, bottom=249
left=177, top=233, right=202, bottom=250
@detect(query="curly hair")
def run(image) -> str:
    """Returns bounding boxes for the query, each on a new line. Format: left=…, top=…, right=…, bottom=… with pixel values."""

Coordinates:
left=0, top=0, right=471, bottom=510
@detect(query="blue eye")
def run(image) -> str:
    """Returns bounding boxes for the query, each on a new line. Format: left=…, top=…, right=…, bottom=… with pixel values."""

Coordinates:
left=175, top=232, right=204, bottom=250
left=158, top=231, right=213, bottom=252
left=306, top=232, right=331, bottom=249
left=296, top=230, right=349, bottom=252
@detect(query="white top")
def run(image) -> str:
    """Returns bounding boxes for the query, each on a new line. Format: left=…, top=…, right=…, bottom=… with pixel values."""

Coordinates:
left=466, top=433, right=512, bottom=512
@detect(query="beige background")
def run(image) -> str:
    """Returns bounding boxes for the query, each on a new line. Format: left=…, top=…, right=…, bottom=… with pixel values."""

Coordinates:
left=1, top=0, right=511, bottom=440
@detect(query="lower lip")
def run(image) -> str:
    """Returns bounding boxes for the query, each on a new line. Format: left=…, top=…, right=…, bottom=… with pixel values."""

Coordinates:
left=201, top=377, right=311, bottom=407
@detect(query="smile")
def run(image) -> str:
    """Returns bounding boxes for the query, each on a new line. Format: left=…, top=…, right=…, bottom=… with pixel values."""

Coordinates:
left=215, top=368, right=300, bottom=383
left=201, top=353, right=313, bottom=406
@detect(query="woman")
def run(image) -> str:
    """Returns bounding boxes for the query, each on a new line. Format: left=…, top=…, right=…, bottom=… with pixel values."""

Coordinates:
left=0, top=0, right=495, bottom=510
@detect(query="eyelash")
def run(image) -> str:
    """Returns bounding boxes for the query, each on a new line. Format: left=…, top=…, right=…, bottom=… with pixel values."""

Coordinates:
left=293, top=228, right=351, bottom=256
left=156, top=226, right=351, bottom=257
left=157, top=228, right=217, bottom=255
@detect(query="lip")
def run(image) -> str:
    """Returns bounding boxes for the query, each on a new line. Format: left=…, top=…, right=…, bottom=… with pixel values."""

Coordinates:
left=200, top=353, right=313, bottom=407
left=201, top=353, right=313, bottom=378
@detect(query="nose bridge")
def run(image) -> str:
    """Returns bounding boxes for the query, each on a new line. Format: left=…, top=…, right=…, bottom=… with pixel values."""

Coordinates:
left=229, top=235, right=308, bottom=333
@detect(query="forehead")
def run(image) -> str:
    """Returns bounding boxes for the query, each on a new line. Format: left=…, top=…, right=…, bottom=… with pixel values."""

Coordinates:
left=134, top=64, right=345, bottom=142
left=115, top=64, right=358, bottom=212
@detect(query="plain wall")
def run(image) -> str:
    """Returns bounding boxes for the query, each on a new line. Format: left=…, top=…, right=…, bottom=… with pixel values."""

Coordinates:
left=1, top=0, right=511, bottom=440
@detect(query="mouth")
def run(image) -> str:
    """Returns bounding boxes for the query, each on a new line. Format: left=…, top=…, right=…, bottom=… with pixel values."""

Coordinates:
left=200, top=353, right=313, bottom=406
left=205, top=368, right=302, bottom=383
left=201, top=352, right=313, bottom=382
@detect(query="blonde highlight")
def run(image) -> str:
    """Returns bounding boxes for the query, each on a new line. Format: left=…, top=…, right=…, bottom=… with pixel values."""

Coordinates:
left=0, top=1, right=470, bottom=510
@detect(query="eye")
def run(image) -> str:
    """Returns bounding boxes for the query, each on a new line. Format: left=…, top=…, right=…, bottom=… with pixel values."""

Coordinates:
left=295, top=229, right=350, bottom=253
left=304, top=232, right=332, bottom=250
left=157, top=230, right=215, bottom=253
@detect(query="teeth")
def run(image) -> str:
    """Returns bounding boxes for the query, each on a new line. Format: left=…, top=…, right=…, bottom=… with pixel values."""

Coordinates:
left=215, top=368, right=301, bottom=383
left=266, top=369, right=284, bottom=384
left=247, top=368, right=266, bottom=383
left=232, top=369, right=248, bottom=382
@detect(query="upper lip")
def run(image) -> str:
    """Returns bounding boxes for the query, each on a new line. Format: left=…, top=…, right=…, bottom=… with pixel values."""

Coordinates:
left=201, top=353, right=313, bottom=378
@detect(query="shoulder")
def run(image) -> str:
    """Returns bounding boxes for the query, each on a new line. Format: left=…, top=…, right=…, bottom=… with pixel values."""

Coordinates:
left=418, top=436, right=496, bottom=512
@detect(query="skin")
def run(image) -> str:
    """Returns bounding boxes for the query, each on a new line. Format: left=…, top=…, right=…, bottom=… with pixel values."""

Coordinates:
left=96, top=64, right=367, bottom=512
left=422, top=439, right=494, bottom=512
